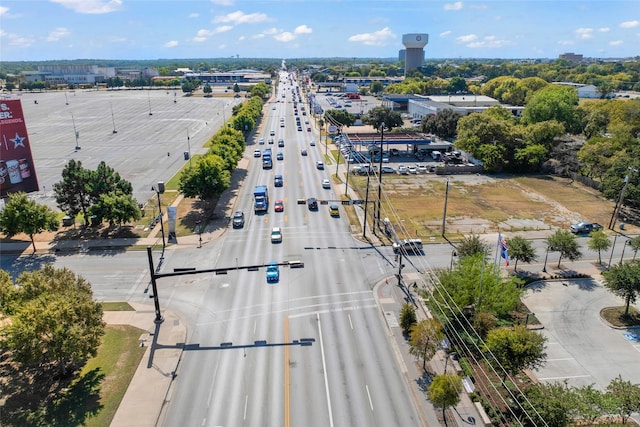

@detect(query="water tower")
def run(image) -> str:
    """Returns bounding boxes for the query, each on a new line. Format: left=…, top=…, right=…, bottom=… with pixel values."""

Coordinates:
left=402, top=33, right=428, bottom=75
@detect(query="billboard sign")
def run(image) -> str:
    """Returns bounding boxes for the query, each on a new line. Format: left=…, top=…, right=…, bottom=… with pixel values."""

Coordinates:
left=0, top=99, right=40, bottom=197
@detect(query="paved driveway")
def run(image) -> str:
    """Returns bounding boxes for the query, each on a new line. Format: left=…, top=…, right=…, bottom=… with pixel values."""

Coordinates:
left=524, top=279, right=640, bottom=390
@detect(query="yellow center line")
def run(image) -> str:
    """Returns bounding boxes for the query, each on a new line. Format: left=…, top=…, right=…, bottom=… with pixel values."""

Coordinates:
left=284, top=315, right=290, bottom=427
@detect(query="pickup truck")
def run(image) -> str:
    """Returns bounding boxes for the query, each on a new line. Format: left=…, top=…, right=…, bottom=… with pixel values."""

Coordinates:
left=570, top=221, right=603, bottom=234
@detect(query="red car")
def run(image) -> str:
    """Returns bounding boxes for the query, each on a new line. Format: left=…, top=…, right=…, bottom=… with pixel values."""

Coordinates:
left=274, top=200, right=284, bottom=212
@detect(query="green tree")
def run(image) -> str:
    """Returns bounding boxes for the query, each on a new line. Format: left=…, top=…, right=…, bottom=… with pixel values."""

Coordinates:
left=428, top=374, right=462, bottom=426
left=505, top=236, right=537, bottom=272
left=546, top=229, right=582, bottom=268
left=422, top=109, right=462, bottom=140
left=521, top=84, right=580, bottom=134
left=408, top=318, right=444, bottom=371
left=431, top=254, right=523, bottom=320
left=233, top=82, right=240, bottom=94
left=629, top=235, right=640, bottom=261
left=370, top=81, right=383, bottom=93
left=587, top=230, right=611, bottom=265
left=572, top=384, right=610, bottom=425
left=178, top=154, right=231, bottom=202
left=90, top=192, right=141, bottom=226
left=523, top=381, right=574, bottom=427
left=485, top=325, right=547, bottom=380
left=606, top=375, right=640, bottom=424
left=455, top=234, right=490, bottom=259
left=0, top=265, right=105, bottom=376
left=90, top=161, right=133, bottom=203
left=361, top=106, right=403, bottom=131
left=249, top=82, right=271, bottom=98
left=202, top=83, right=212, bottom=96
left=324, top=109, right=356, bottom=128
left=602, top=261, right=640, bottom=316
left=53, top=159, right=92, bottom=223
left=0, top=192, right=59, bottom=253
left=399, top=303, right=417, bottom=336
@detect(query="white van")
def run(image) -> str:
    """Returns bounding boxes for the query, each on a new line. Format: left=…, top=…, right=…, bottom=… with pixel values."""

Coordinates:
left=392, top=239, right=423, bottom=254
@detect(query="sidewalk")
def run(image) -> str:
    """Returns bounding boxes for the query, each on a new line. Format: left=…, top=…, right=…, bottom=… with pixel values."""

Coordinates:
left=104, top=303, right=187, bottom=427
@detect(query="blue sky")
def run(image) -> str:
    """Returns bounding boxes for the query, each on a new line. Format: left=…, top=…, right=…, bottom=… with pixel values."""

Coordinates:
left=1, top=0, right=638, bottom=61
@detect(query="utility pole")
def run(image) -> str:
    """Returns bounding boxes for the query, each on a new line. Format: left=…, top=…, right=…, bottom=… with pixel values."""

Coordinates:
left=375, top=123, right=385, bottom=232
left=441, top=178, right=449, bottom=236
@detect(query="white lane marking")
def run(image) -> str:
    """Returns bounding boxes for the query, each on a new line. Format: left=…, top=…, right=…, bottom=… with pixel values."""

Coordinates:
left=365, top=384, right=373, bottom=411
left=244, top=394, right=248, bottom=420
left=288, top=303, right=377, bottom=319
left=317, top=313, right=334, bottom=427
left=207, top=359, right=220, bottom=408
left=253, top=320, right=257, bottom=335
left=348, top=313, right=353, bottom=330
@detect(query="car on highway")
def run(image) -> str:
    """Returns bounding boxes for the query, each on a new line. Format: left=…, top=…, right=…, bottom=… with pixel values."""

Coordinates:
left=278, top=139, right=285, bottom=147
left=274, top=174, right=283, bottom=187
left=232, top=211, right=245, bottom=228
left=307, top=198, right=318, bottom=210
left=270, top=227, right=282, bottom=243
left=253, top=149, right=261, bottom=157
left=316, top=161, right=324, bottom=170
left=266, top=262, right=279, bottom=282
left=268, top=138, right=274, bottom=144
left=297, top=126, right=302, bottom=131
left=301, top=149, right=308, bottom=156
left=276, top=152, right=284, bottom=160
left=329, top=204, right=340, bottom=217
left=310, top=140, right=316, bottom=146
left=307, top=127, right=311, bottom=132
left=570, top=221, right=603, bottom=234
left=270, top=129, right=275, bottom=136
left=259, top=138, right=265, bottom=145
left=274, top=200, right=284, bottom=212
left=322, top=179, right=331, bottom=189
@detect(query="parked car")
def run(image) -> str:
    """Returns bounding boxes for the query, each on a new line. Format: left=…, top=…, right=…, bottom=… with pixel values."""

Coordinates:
left=398, top=164, right=408, bottom=174
left=407, top=165, right=417, bottom=174
left=381, top=166, right=396, bottom=174
left=232, top=211, right=245, bottom=228
left=570, top=221, right=603, bottom=234
left=416, top=164, right=427, bottom=173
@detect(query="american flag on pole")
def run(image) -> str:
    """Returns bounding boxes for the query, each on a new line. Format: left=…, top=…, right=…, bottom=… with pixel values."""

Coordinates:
left=499, top=233, right=510, bottom=266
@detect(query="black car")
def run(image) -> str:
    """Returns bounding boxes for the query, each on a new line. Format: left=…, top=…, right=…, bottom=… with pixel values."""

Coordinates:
left=307, top=198, right=318, bottom=210
left=274, top=174, right=283, bottom=187
left=232, top=211, right=245, bottom=228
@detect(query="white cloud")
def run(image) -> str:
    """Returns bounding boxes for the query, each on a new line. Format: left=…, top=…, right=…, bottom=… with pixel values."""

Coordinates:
left=192, top=26, right=233, bottom=42
left=619, top=20, right=639, bottom=29
left=443, top=2, right=463, bottom=11
left=274, top=32, right=295, bottom=42
left=213, top=10, right=268, bottom=25
left=439, top=30, right=452, bottom=38
left=598, top=27, right=610, bottom=33
left=348, top=27, right=396, bottom=46
left=263, top=28, right=280, bottom=35
left=46, top=27, right=70, bottom=42
left=0, top=6, right=8, bottom=16
left=466, top=35, right=512, bottom=48
left=164, top=40, right=178, bottom=48
left=455, top=34, right=477, bottom=43
left=3, top=32, right=34, bottom=47
left=211, top=0, right=234, bottom=5
left=558, top=40, right=574, bottom=46
left=188, top=13, right=199, bottom=18
left=252, top=33, right=265, bottom=39
left=575, top=28, right=594, bottom=39
left=238, top=35, right=245, bottom=41
left=294, top=25, right=312, bottom=35
left=609, top=40, right=623, bottom=46
left=51, top=0, right=123, bottom=14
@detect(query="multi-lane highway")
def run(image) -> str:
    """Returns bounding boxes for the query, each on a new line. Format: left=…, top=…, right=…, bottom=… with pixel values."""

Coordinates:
left=155, top=73, right=422, bottom=426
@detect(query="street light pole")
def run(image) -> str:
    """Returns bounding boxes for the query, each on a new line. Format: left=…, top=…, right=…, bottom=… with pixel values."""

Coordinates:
left=110, top=102, right=117, bottom=134
left=71, top=112, right=80, bottom=151
left=186, top=128, right=192, bottom=168
left=376, top=123, right=385, bottom=232
left=153, top=182, right=166, bottom=259
left=146, top=246, right=164, bottom=323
